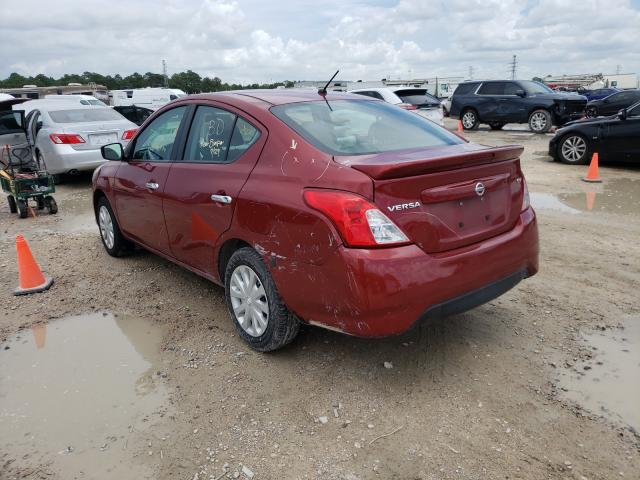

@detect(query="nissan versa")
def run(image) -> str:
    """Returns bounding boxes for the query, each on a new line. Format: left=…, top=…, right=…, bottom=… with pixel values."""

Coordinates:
left=92, top=90, right=539, bottom=351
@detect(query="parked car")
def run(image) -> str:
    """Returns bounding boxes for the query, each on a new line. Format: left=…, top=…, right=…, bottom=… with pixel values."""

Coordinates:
left=349, top=87, right=444, bottom=125
left=580, top=88, right=620, bottom=102
left=92, top=90, right=539, bottom=351
left=585, top=89, right=640, bottom=117
left=449, top=80, right=587, bottom=133
left=441, top=97, right=452, bottom=117
left=44, top=94, right=107, bottom=106
left=549, top=100, right=640, bottom=164
left=14, top=100, right=137, bottom=175
left=113, top=105, right=154, bottom=126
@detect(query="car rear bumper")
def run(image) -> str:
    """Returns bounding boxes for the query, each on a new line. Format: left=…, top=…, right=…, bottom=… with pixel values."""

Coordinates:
left=43, top=145, right=108, bottom=174
left=273, top=207, right=539, bottom=337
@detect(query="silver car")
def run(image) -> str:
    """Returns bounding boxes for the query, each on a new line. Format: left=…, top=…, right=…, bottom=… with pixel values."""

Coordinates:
left=349, top=87, right=444, bottom=125
left=15, top=100, right=137, bottom=175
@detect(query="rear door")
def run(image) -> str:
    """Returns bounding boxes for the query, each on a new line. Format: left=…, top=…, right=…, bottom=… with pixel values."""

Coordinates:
left=162, top=103, right=267, bottom=275
left=475, top=82, right=506, bottom=121
left=113, top=105, right=188, bottom=254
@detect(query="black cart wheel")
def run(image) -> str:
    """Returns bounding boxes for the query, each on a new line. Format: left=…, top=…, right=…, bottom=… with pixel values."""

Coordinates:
left=16, top=199, right=28, bottom=218
left=7, top=195, right=17, bottom=214
left=36, top=196, right=45, bottom=210
left=45, top=196, right=58, bottom=214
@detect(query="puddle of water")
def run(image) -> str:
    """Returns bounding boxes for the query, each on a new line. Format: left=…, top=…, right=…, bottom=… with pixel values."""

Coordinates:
left=557, top=317, right=640, bottom=432
left=0, top=312, right=166, bottom=478
left=531, top=178, right=640, bottom=216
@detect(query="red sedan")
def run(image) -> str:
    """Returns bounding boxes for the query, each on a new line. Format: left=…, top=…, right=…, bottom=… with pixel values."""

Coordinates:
left=93, top=89, right=539, bottom=351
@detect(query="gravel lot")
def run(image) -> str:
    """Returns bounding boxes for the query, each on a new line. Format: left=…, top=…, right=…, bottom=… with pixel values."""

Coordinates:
left=1, top=119, right=638, bottom=480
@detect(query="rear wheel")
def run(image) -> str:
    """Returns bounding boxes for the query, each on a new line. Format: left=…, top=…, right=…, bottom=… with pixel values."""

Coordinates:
left=16, top=199, right=28, bottom=218
left=224, top=247, right=300, bottom=352
left=558, top=134, right=590, bottom=165
left=461, top=109, right=479, bottom=130
left=44, top=195, right=58, bottom=214
left=489, top=122, right=505, bottom=130
left=97, top=196, right=132, bottom=256
left=7, top=195, right=17, bottom=213
left=36, top=196, right=45, bottom=210
left=528, top=109, right=552, bottom=133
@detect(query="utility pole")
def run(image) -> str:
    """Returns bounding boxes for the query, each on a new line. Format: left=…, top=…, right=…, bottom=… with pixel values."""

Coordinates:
left=616, top=64, right=622, bottom=75
left=509, top=55, right=518, bottom=80
left=468, top=66, right=474, bottom=80
left=162, top=59, right=168, bottom=87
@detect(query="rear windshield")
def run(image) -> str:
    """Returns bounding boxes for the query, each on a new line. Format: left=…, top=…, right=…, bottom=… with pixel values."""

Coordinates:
left=394, top=89, right=440, bottom=106
left=48, top=108, right=124, bottom=123
left=271, top=100, right=462, bottom=156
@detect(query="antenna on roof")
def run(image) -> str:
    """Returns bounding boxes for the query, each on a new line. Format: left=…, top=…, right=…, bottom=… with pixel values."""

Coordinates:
left=318, top=70, right=339, bottom=95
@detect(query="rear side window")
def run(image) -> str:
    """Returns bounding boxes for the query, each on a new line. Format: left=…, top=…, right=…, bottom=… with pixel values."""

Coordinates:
left=132, top=106, right=186, bottom=161
left=271, top=99, right=463, bottom=156
left=453, top=83, right=478, bottom=95
left=477, top=82, right=507, bottom=95
left=48, top=108, right=125, bottom=123
left=352, top=91, right=384, bottom=100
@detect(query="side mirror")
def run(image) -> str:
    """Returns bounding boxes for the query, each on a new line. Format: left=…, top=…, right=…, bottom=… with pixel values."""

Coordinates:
left=515, top=89, right=526, bottom=97
left=101, top=143, right=124, bottom=161
left=617, top=109, right=627, bottom=120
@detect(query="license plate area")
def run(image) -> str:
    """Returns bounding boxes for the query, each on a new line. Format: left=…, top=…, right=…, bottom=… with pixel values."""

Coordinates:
left=89, top=133, right=117, bottom=145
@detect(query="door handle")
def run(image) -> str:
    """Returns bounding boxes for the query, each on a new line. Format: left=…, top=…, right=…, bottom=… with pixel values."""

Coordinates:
left=145, top=182, right=159, bottom=190
left=211, top=194, right=232, bottom=204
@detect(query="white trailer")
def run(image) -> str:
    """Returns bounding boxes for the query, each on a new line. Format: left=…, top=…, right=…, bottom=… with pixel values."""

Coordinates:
left=109, top=88, right=187, bottom=110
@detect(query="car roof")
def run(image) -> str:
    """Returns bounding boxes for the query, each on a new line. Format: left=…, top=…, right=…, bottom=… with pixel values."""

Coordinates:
left=188, top=89, right=364, bottom=107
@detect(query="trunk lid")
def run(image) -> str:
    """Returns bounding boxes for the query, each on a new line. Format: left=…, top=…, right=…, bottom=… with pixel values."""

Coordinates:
left=336, top=143, right=526, bottom=253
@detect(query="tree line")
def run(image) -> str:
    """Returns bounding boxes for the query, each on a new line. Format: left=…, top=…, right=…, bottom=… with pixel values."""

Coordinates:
left=0, top=70, right=295, bottom=93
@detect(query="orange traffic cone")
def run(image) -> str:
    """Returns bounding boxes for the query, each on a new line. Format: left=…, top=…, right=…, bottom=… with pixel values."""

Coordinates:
left=582, top=152, right=602, bottom=183
left=457, top=120, right=463, bottom=133
left=14, top=235, right=53, bottom=296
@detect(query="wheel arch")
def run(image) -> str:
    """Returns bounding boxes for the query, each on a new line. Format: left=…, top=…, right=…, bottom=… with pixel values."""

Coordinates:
left=217, top=238, right=253, bottom=283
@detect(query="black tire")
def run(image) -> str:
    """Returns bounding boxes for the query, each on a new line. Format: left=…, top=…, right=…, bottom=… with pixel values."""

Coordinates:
left=224, top=247, right=300, bottom=352
left=7, top=195, right=17, bottom=213
left=44, top=195, right=58, bottom=214
left=460, top=109, right=479, bottom=130
left=96, top=196, right=132, bottom=257
left=36, top=196, right=45, bottom=210
left=16, top=199, right=28, bottom=218
left=585, top=106, right=598, bottom=118
left=557, top=134, right=590, bottom=165
left=489, top=123, right=505, bottom=130
left=528, top=109, right=552, bottom=133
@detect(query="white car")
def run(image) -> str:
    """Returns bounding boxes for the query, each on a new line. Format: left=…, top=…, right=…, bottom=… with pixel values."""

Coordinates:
left=349, top=87, right=444, bottom=125
left=13, top=100, right=137, bottom=176
left=44, top=94, right=107, bottom=106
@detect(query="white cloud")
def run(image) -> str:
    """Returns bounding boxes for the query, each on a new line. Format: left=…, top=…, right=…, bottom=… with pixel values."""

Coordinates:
left=1, top=0, right=639, bottom=83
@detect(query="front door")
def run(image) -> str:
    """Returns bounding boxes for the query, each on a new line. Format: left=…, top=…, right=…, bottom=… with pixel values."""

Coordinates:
left=162, top=104, right=266, bottom=276
left=112, top=105, right=188, bottom=254
left=603, top=103, right=640, bottom=160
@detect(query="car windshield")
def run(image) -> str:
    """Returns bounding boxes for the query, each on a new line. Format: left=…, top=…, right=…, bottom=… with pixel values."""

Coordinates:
left=48, top=108, right=124, bottom=123
left=271, top=99, right=463, bottom=156
left=394, top=89, right=440, bottom=106
left=521, top=81, right=554, bottom=95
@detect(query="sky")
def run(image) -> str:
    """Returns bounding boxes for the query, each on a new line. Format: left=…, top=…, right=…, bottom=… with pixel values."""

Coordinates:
left=1, top=0, right=639, bottom=83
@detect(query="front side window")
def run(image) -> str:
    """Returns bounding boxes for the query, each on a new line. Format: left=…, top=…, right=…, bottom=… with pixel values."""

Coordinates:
left=520, top=81, right=554, bottom=95
left=132, top=106, right=186, bottom=161
left=272, top=99, right=463, bottom=156
left=627, top=102, right=640, bottom=117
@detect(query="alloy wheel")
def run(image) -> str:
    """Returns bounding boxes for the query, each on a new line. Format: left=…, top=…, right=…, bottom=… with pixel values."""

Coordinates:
left=99, top=205, right=115, bottom=249
left=229, top=265, right=269, bottom=337
left=561, top=135, right=587, bottom=163
left=462, top=111, right=476, bottom=129
left=530, top=112, right=548, bottom=132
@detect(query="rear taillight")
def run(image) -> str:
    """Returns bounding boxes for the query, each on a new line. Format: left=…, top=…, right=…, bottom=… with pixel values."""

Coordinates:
left=521, top=178, right=530, bottom=211
left=397, top=103, right=417, bottom=110
left=49, top=133, right=85, bottom=144
left=303, top=190, right=410, bottom=247
left=122, top=129, right=137, bottom=140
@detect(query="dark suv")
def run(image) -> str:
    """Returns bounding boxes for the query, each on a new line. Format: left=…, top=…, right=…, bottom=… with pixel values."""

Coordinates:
left=449, top=80, right=587, bottom=133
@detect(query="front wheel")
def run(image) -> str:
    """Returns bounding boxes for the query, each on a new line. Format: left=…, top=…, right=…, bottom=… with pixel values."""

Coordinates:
left=7, top=195, right=17, bottom=213
left=558, top=134, right=590, bottom=165
left=461, top=109, right=479, bottom=130
left=585, top=106, right=598, bottom=118
left=96, top=196, right=132, bottom=256
left=17, top=199, right=28, bottom=218
left=528, top=109, right=552, bottom=133
left=44, top=196, right=58, bottom=214
left=224, top=247, right=300, bottom=352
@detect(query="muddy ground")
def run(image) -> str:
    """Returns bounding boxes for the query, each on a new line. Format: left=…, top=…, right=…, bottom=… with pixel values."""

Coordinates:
left=1, top=119, right=639, bottom=480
